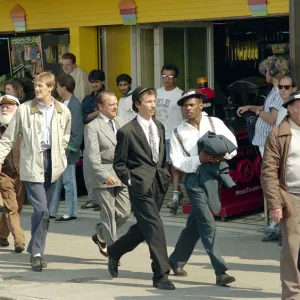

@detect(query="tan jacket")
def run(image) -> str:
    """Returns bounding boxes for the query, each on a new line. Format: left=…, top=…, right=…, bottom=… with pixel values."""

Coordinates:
left=0, top=99, right=71, bottom=183
left=261, top=117, right=296, bottom=219
left=70, top=66, right=92, bottom=103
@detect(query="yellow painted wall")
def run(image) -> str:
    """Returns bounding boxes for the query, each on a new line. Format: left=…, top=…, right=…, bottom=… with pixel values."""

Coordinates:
left=105, top=26, right=131, bottom=98
left=0, top=0, right=289, bottom=33
left=136, top=0, right=289, bottom=23
left=70, top=27, right=98, bottom=73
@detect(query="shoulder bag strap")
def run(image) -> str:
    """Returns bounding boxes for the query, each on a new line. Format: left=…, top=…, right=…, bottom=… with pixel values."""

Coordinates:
left=208, top=116, right=216, bottom=133
left=174, top=128, right=191, bottom=157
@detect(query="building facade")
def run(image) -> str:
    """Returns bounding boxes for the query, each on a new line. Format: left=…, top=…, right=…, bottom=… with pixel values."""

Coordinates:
left=0, top=0, right=289, bottom=96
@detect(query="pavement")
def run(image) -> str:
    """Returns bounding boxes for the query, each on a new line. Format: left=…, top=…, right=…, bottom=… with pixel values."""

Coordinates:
left=0, top=196, right=282, bottom=300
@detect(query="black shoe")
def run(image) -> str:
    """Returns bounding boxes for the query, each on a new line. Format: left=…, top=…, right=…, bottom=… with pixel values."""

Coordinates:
left=0, top=237, right=9, bottom=247
left=15, top=245, right=25, bottom=253
left=108, top=256, right=119, bottom=278
left=30, top=256, right=42, bottom=272
left=92, top=234, right=108, bottom=258
left=50, top=216, right=56, bottom=219
left=153, top=278, right=175, bottom=290
left=216, top=273, right=236, bottom=286
left=169, top=260, right=188, bottom=277
left=81, top=201, right=97, bottom=209
left=55, top=216, right=76, bottom=222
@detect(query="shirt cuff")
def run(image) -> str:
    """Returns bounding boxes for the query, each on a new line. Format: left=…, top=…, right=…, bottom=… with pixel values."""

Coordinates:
left=67, top=145, right=78, bottom=152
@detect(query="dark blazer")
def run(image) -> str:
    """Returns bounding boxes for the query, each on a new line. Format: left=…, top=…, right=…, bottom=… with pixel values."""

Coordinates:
left=113, top=117, right=170, bottom=196
left=67, top=95, right=83, bottom=164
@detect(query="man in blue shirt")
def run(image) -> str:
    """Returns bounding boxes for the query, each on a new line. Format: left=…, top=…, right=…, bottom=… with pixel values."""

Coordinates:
left=81, top=70, right=105, bottom=210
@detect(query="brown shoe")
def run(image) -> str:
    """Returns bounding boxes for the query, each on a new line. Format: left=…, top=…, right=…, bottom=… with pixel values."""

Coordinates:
left=169, top=260, right=188, bottom=277
left=0, top=237, right=9, bottom=247
left=216, top=273, right=236, bottom=286
left=15, top=245, right=25, bottom=253
left=92, top=234, right=108, bottom=258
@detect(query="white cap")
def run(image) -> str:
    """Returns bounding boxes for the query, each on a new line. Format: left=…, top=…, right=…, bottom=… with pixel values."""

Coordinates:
left=0, top=95, right=20, bottom=106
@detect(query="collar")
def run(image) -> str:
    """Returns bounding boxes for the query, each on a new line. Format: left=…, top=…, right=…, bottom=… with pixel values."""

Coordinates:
left=137, top=114, right=153, bottom=128
left=100, top=113, right=113, bottom=123
left=31, top=98, right=63, bottom=114
left=289, top=118, right=300, bottom=131
left=123, top=90, right=133, bottom=98
left=278, top=117, right=292, bottom=137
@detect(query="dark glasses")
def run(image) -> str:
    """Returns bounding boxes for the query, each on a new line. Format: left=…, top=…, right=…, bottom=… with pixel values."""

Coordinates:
left=278, top=85, right=292, bottom=90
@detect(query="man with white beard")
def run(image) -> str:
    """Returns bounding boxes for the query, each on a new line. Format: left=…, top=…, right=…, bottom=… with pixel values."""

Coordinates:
left=0, top=95, right=26, bottom=253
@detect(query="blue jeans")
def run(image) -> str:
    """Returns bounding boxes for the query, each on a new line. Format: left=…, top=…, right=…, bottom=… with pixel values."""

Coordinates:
left=50, top=164, right=77, bottom=218
left=169, top=173, right=228, bottom=275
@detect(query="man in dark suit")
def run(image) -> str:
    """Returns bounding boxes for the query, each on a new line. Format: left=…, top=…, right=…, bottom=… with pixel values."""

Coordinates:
left=107, top=86, right=175, bottom=290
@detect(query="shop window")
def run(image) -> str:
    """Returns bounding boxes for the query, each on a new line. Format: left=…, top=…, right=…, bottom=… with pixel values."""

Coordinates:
left=164, top=27, right=207, bottom=90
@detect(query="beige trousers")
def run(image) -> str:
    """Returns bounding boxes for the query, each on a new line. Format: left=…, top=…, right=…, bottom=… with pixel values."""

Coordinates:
left=281, top=193, right=300, bottom=300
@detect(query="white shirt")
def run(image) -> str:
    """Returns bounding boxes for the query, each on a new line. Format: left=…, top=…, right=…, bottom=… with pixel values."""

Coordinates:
left=276, top=106, right=287, bottom=126
left=170, top=113, right=237, bottom=173
left=156, top=87, right=183, bottom=140
left=137, top=114, right=159, bottom=155
left=117, top=91, right=136, bottom=124
left=63, top=99, right=70, bottom=107
left=286, top=119, right=300, bottom=194
left=38, top=99, right=55, bottom=150
left=100, top=113, right=117, bottom=134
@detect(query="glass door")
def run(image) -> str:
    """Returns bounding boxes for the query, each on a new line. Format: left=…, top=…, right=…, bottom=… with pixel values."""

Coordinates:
left=139, top=28, right=155, bottom=87
left=163, top=26, right=209, bottom=90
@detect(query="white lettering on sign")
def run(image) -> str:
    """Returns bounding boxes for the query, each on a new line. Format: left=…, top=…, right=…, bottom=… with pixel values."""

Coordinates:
left=235, top=185, right=261, bottom=196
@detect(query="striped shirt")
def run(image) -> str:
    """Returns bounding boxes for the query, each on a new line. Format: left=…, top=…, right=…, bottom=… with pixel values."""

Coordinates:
left=252, top=87, right=282, bottom=146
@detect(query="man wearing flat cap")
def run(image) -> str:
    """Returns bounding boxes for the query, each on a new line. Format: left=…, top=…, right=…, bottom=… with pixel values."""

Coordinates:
left=168, top=89, right=237, bottom=286
left=261, top=91, right=300, bottom=299
left=107, top=86, right=175, bottom=290
left=0, top=95, right=26, bottom=253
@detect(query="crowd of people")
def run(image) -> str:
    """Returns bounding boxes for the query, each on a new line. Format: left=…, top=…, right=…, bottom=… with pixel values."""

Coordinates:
left=0, top=52, right=299, bottom=298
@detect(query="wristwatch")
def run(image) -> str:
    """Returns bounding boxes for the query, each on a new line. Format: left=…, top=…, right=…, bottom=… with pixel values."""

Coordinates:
left=256, top=110, right=261, bottom=116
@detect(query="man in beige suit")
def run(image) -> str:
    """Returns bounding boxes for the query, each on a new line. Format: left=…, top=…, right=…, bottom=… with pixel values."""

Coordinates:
left=83, top=90, right=131, bottom=258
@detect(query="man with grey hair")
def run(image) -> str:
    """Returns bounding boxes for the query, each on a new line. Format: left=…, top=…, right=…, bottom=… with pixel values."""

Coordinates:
left=261, top=91, right=300, bottom=299
left=0, top=95, right=25, bottom=253
left=84, top=90, right=131, bottom=258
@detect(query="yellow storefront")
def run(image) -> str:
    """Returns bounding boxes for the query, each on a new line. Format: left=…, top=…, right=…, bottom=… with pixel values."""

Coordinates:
left=0, top=0, right=289, bottom=96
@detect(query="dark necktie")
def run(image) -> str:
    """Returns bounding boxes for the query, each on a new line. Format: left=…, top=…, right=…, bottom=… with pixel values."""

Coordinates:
left=149, top=123, right=159, bottom=163
left=108, top=119, right=115, bottom=133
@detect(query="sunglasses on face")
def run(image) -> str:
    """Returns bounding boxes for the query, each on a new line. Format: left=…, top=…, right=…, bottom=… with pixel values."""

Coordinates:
left=161, top=75, right=174, bottom=79
left=278, top=85, right=292, bottom=90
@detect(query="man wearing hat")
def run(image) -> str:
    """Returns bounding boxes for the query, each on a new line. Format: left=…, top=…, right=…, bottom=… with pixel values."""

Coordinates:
left=107, top=86, right=175, bottom=290
left=0, top=95, right=25, bottom=253
left=168, top=89, right=237, bottom=286
left=261, top=91, right=300, bottom=299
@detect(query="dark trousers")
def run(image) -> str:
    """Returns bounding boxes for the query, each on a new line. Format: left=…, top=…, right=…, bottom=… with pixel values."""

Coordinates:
left=25, top=150, right=56, bottom=256
left=169, top=173, right=228, bottom=275
left=108, top=176, right=170, bottom=282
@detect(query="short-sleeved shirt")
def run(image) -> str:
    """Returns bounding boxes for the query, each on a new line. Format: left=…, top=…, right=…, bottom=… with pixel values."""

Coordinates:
left=252, top=87, right=282, bottom=146
left=82, top=89, right=104, bottom=124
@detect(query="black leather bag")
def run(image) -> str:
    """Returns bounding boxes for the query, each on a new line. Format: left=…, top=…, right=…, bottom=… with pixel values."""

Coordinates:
left=246, top=115, right=258, bottom=143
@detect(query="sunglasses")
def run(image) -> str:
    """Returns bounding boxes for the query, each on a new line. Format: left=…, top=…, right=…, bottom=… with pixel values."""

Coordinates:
left=161, top=75, right=174, bottom=79
left=278, top=85, right=292, bottom=90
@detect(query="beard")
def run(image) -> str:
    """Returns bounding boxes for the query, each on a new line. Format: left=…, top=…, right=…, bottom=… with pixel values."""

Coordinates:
left=0, top=113, right=14, bottom=125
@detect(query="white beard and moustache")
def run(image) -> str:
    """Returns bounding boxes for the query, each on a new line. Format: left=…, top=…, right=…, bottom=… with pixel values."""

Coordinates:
left=0, top=112, right=14, bottom=126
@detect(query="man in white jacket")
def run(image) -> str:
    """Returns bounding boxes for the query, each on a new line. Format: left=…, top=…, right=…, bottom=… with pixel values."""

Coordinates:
left=61, top=53, right=92, bottom=102
left=0, top=72, right=71, bottom=272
